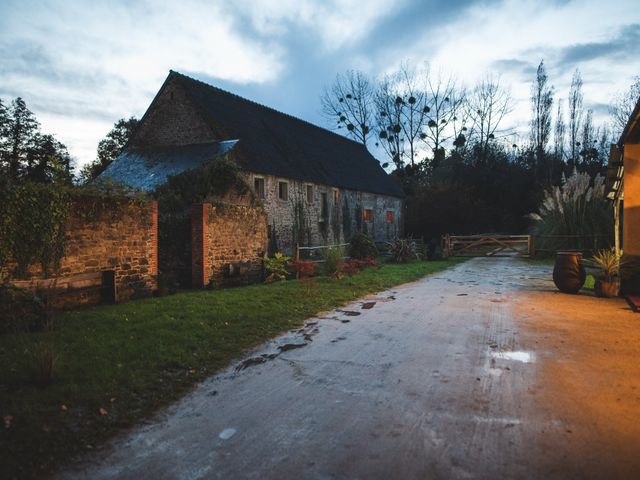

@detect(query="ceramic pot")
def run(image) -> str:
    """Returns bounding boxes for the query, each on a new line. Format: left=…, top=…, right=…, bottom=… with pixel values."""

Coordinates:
left=553, top=251, right=586, bottom=294
left=594, top=278, right=620, bottom=298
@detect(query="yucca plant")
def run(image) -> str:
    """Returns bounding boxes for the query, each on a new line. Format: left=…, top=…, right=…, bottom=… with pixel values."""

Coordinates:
left=584, top=248, right=621, bottom=282
left=387, top=238, right=419, bottom=263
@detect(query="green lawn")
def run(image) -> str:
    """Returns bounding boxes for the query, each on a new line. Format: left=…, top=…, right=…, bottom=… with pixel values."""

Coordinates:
left=0, top=259, right=463, bottom=478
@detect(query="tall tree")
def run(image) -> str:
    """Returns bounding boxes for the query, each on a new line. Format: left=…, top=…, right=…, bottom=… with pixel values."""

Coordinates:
left=25, top=134, right=73, bottom=184
left=529, top=60, right=554, bottom=163
left=567, top=69, right=584, bottom=171
left=80, top=116, right=138, bottom=183
left=4, top=97, right=39, bottom=180
left=609, top=76, right=640, bottom=136
left=553, top=99, right=566, bottom=162
left=320, top=70, right=374, bottom=147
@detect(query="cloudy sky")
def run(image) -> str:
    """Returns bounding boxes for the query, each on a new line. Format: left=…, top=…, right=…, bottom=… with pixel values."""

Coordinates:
left=1, top=0, right=639, bottom=170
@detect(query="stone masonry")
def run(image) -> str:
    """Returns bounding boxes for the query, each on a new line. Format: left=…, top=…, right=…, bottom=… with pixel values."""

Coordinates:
left=191, top=203, right=268, bottom=287
left=9, top=198, right=158, bottom=307
left=245, top=172, right=403, bottom=255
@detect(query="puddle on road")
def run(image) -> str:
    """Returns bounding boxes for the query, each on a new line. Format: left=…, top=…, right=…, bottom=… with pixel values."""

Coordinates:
left=490, top=350, right=535, bottom=363
left=361, top=302, right=376, bottom=309
left=339, top=310, right=361, bottom=316
left=219, top=428, right=236, bottom=440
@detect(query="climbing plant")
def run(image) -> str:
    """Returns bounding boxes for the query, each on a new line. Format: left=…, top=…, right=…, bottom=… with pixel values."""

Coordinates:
left=0, top=180, right=71, bottom=279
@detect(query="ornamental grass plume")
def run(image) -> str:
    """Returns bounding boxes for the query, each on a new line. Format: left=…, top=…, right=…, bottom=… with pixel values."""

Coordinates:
left=528, top=170, right=613, bottom=252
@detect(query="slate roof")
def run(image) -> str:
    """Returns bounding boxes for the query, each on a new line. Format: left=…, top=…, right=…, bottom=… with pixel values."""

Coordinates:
left=100, top=140, right=237, bottom=192
left=167, top=71, right=403, bottom=198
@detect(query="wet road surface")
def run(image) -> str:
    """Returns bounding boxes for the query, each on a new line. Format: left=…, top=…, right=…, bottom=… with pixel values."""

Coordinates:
left=58, top=258, right=640, bottom=479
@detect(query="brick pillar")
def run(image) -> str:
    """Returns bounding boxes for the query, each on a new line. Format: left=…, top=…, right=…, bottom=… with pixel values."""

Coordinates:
left=191, top=203, right=208, bottom=288
left=151, top=200, right=159, bottom=283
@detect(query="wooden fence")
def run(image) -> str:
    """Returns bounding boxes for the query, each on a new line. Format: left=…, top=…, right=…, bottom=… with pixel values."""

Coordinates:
left=442, top=233, right=613, bottom=258
left=442, top=234, right=532, bottom=257
left=295, top=243, right=350, bottom=263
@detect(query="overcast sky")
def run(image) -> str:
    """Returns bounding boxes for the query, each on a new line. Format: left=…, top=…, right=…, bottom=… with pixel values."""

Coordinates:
left=1, top=0, right=639, bottom=169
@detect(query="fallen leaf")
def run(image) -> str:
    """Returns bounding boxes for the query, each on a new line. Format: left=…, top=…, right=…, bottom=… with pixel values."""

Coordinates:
left=98, top=408, right=108, bottom=416
left=60, top=404, right=68, bottom=412
left=109, top=397, right=117, bottom=404
left=3, top=415, right=13, bottom=429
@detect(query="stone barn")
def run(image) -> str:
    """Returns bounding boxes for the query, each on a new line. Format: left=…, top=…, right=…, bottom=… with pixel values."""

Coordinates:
left=102, top=70, right=405, bottom=258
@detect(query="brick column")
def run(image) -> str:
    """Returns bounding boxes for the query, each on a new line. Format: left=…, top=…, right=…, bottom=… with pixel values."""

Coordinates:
left=151, top=200, right=159, bottom=280
left=191, top=203, right=208, bottom=288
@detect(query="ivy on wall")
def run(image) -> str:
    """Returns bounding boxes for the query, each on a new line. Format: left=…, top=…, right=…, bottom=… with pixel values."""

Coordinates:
left=0, top=179, right=70, bottom=279
left=0, top=178, right=151, bottom=281
left=153, top=154, right=252, bottom=287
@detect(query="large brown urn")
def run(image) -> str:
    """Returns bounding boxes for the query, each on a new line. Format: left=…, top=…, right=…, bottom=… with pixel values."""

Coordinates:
left=553, top=251, right=586, bottom=294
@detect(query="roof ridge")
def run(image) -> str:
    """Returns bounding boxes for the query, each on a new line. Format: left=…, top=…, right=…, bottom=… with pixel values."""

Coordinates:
left=169, top=70, right=371, bottom=152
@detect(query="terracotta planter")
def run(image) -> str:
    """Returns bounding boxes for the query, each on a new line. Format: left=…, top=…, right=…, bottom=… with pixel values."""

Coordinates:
left=553, top=251, right=586, bottom=294
left=594, top=278, right=620, bottom=298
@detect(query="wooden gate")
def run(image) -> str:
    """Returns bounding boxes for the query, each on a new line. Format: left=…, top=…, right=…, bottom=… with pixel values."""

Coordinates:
left=442, top=234, right=533, bottom=258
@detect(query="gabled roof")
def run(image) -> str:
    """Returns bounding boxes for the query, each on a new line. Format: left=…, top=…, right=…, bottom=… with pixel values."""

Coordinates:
left=100, top=141, right=237, bottom=192
left=606, top=96, right=640, bottom=200
left=167, top=71, right=404, bottom=198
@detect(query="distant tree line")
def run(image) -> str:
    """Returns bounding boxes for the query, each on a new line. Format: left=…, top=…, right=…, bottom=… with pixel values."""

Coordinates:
left=321, top=62, right=639, bottom=240
left=0, top=98, right=73, bottom=185
left=0, top=96, right=138, bottom=186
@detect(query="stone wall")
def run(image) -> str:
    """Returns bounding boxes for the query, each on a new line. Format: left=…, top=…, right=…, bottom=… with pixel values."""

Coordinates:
left=131, top=76, right=216, bottom=148
left=244, top=172, right=403, bottom=255
left=9, top=199, right=158, bottom=307
left=191, top=203, right=268, bottom=287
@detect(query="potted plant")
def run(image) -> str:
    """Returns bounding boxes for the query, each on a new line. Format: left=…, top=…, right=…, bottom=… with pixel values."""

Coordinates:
left=585, top=249, right=621, bottom=298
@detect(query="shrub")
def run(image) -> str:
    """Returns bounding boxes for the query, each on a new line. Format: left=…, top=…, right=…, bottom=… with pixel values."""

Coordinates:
left=0, top=285, right=46, bottom=335
left=323, top=246, right=344, bottom=278
left=291, top=259, right=316, bottom=279
left=263, top=252, right=290, bottom=283
left=30, top=340, right=58, bottom=386
left=387, top=238, right=419, bottom=263
left=348, top=232, right=378, bottom=259
left=291, top=259, right=317, bottom=295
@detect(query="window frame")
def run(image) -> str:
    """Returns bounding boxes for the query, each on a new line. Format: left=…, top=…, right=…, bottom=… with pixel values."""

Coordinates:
left=306, top=184, right=314, bottom=204
left=363, top=208, right=374, bottom=223
left=386, top=210, right=394, bottom=223
left=254, top=177, right=265, bottom=199
left=278, top=181, right=288, bottom=201
left=320, top=192, right=328, bottom=221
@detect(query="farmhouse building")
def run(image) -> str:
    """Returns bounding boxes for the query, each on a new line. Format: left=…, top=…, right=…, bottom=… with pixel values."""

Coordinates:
left=606, top=96, right=640, bottom=295
left=102, top=71, right=404, bottom=256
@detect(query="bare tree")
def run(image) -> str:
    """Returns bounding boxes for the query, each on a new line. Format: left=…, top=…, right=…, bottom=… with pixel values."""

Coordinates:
left=374, top=66, right=428, bottom=168
left=421, top=70, right=463, bottom=168
left=465, top=75, right=513, bottom=160
left=529, top=60, right=553, bottom=161
left=609, top=76, right=640, bottom=135
left=321, top=70, right=374, bottom=147
left=375, top=76, right=406, bottom=168
left=567, top=69, right=583, bottom=170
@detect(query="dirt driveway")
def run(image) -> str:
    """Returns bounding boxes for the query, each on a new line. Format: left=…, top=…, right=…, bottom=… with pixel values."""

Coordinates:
left=58, top=258, right=640, bottom=480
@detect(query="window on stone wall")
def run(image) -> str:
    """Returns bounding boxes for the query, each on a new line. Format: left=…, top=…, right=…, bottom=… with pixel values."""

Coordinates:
left=306, top=184, right=313, bottom=203
left=254, top=178, right=265, bottom=199
left=333, top=189, right=339, bottom=204
left=320, top=192, right=328, bottom=221
left=363, top=209, right=373, bottom=222
left=386, top=211, right=394, bottom=222
left=278, top=181, right=288, bottom=201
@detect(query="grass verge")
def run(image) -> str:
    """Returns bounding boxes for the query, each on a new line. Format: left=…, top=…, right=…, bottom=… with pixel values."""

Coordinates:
left=0, top=258, right=463, bottom=478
